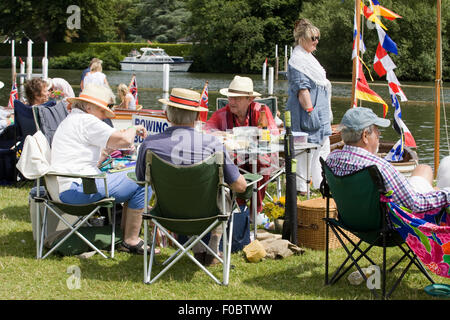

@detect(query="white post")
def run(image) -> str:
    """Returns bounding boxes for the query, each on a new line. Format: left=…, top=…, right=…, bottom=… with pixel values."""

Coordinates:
left=262, top=59, right=267, bottom=81
left=162, top=64, right=170, bottom=109
left=268, top=67, right=274, bottom=95
left=284, top=45, right=288, bottom=72
left=11, top=40, right=16, bottom=83
left=27, top=39, right=33, bottom=80
left=20, top=60, right=26, bottom=101
left=42, top=41, right=48, bottom=80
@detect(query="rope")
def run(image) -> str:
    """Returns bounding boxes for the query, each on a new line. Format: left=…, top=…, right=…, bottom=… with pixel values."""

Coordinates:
left=440, top=79, right=450, bottom=155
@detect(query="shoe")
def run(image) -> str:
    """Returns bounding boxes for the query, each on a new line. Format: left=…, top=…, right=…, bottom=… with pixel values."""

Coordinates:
left=204, top=252, right=223, bottom=267
left=118, top=240, right=160, bottom=255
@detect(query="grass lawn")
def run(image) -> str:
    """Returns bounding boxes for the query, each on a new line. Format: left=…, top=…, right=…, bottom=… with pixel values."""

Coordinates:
left=0, top=184, right=449, bottom=301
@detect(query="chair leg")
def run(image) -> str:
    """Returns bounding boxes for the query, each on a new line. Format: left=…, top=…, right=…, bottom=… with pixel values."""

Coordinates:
left=110, top=205, right=115, bottom=259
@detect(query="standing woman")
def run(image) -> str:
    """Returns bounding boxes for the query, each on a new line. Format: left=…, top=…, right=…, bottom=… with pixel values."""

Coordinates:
left=287, top=18, right=333, bottom=195
left=81, top=60, right=109, bottom=89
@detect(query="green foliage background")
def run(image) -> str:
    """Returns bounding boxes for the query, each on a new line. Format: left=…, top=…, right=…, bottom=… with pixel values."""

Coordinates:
left=0, top=0, right=447, bottom=80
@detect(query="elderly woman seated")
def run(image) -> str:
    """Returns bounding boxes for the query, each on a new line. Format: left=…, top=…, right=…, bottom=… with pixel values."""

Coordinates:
left=25, top=78, right=51, bottom=106
left=50, top=84, right=154, bottom=254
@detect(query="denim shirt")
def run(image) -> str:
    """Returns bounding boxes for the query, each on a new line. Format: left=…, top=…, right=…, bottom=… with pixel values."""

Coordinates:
left=286, top=64, right=331, bottom=144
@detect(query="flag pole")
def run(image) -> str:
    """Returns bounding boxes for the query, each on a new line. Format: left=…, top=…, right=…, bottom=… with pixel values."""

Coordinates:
left=351, top=0, right=362, bottom=107
left=434, top=0, right=442, bottom=176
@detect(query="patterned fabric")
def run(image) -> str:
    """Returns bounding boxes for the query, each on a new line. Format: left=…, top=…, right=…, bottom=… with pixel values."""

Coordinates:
left=382, top=191, right=450, bottom=278
left=326, top=145, right=450, bottom=213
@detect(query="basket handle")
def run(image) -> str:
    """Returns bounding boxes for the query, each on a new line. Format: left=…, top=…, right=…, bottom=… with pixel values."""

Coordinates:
left=298, top=223, right=319, bottom=230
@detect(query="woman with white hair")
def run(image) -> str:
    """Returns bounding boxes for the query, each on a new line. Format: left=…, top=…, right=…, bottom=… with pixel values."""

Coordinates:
left=287, top=18, right=333, bottom=195
left=51, top=83, right=153, bottom=254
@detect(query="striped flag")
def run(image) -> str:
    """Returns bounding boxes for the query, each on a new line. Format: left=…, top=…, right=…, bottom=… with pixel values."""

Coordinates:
left=355, top=58, right=389, bottom=117
left=129, top=75, right=138, bottom=105
left=361, top=0, right=388, bottom=30
left=391, top=93, right=416, bottom=148
left=373, top=43, right=396, bottom=77
left=8, top=80, right=18, bottom=108
left=352, top=9, right=367, bottom=59
left=199, top=81, right=208, bottom=122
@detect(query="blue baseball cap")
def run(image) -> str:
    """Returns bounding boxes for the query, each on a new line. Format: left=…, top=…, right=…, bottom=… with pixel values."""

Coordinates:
left=339, top=107, right=390, bottom=131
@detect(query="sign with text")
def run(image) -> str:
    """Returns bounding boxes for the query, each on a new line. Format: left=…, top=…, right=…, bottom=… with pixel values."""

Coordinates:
left=132, top=114, right=170, bottom=144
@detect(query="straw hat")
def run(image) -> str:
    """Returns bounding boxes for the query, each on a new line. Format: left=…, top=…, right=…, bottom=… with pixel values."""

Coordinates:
left=219, top=76, right=261, bottom=97
left=0, top=81, right=4, bottom=89
left=67, top=84, right=116, bottom=118
left=158, top=88, right=208, bottom=112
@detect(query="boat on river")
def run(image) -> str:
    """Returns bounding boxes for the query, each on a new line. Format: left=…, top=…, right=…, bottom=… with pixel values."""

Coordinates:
left=120, top=48, right=193, bottom=72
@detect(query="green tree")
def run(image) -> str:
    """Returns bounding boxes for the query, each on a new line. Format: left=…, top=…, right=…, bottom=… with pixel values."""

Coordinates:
left=186, top=0, right=302, bottom=73
left=129, top=0, right=190, bottom=43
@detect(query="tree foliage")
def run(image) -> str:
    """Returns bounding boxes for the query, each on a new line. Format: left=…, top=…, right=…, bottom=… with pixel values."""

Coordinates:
left=185, top=0, right=302, bottom=73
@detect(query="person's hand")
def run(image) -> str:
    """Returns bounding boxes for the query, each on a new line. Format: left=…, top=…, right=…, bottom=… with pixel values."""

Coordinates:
left=134, top=125, right=147, bottom=139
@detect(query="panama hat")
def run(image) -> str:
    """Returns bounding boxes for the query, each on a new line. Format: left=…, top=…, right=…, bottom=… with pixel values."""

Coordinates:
left=0, top=81, right=4, bottom=89
left=67, top=84, right=116, bottom=118
left=219, top=75, right=261, bottom=97
left=158, top=88, right=208, bottom=112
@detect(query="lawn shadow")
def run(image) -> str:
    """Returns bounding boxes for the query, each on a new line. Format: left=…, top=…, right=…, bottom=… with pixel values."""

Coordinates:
left=243, top=252, right=439, bottom=300
left=1, top=205, right=33, bottom=223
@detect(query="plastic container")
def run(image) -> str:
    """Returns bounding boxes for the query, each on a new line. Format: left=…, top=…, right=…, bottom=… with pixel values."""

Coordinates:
left=292, top=131, right=308, bottom=144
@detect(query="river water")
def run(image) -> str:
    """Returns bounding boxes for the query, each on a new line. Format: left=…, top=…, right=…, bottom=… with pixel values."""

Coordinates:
left=0, top=68, right=449, bottom=167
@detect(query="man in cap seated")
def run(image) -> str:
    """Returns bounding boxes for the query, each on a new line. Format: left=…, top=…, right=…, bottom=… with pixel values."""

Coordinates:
left=205, top=75, right=279, bottom=215
left=326, top=107, right=450, bottom=213
left=135, top=88, right=247, bottom=266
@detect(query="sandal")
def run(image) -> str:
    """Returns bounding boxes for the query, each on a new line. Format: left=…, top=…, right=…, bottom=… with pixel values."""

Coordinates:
left=118, top=240, right=160, bottom=255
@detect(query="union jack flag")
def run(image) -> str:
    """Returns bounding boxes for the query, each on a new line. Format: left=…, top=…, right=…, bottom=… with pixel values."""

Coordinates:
left=129, top=75, right=138, bottom=105
left=199, top=81, right=208, bottom=122
left=8, top=81, right=18, bottom=108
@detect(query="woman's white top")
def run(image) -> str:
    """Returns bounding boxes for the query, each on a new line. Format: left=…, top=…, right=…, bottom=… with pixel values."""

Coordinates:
left=83, top=72, right=107, bottom=87
left=51, top=108, right=115, bottom=192
left=126, top=93, right=136, bottom=110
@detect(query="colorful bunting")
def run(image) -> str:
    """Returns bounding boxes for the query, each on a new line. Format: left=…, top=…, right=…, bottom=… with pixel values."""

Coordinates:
left=373, top=43, right=396, bottom=77
left=375, top=23, right=398, bottom=55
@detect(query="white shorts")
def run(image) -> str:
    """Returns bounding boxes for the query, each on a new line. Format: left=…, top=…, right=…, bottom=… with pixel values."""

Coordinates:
left=408, top=175, right=434, bottom=194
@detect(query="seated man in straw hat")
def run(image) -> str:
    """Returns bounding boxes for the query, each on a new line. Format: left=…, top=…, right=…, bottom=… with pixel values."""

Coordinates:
left=136, top=88, right=247, bottom=266
left=51, top=83, right=153, bottom=255
left=205, top=75, right=279, bottom=214
left=326, top=107, right=450, bottom=213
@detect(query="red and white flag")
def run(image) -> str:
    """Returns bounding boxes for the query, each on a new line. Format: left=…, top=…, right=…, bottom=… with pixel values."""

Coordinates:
left=129, top=75, right=138, bottom=105
left=373, top=43, right=396, bottom=77
left=386, top=70, right=407, bottom=102
left=199, top=81, right=208, bottom=122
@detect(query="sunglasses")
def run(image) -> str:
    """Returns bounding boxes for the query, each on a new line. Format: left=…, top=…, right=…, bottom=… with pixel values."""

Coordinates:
left=311, top=36, right=320, bottom=42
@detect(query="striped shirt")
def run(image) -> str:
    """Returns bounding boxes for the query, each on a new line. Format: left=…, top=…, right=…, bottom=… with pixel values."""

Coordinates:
left=326, top=145, right=450, bottom=213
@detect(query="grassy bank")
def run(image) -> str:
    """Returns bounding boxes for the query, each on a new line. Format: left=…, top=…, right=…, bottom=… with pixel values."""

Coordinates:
left=0, top=184, right=448, bottom=300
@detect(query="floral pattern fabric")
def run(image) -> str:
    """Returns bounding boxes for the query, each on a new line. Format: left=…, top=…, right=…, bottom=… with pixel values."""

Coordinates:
left=382, top=192, right=450, bottom=278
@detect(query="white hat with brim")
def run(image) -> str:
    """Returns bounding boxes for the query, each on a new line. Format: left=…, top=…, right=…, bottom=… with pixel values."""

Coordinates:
left=158, top=88, right=208, bottom=112
left=45, top=78, right=53, bottom=91
left=66, top=84, right=116, bottom=118
left=0, top=81, right=4, bottom=89
left=219, top=75, right=261, bottom=97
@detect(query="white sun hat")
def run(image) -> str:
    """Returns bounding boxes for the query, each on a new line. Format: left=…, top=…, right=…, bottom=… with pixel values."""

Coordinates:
left=219, top=75, right=261, bottom=97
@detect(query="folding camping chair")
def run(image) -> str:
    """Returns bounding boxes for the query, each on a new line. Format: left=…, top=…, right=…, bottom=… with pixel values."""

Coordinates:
left=17, top=129, right=117, bottom=259
left=319, top=158, right=434, bottom=299
left=130, top=150, right=261, bottom=285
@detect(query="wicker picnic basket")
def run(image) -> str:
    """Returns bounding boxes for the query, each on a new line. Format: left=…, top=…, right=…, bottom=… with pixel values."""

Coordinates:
left=297, top=197, right=359, bottom=250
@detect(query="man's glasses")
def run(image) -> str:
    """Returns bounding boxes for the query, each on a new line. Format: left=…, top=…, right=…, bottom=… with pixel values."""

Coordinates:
left=311, top=36, right=320, bottom=42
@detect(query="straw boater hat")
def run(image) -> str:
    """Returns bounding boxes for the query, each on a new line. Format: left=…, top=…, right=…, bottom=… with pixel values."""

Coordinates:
left=158, top=88, right=208, bottom=112
left=66, top=84, right=116, bottom=118
left=219, top=75, right=261, bottom=97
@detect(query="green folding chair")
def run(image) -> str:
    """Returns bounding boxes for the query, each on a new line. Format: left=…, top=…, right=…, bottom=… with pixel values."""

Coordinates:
left=131, top=149, right=261, bottom=285
left=319, top=157, right=434, bottom=299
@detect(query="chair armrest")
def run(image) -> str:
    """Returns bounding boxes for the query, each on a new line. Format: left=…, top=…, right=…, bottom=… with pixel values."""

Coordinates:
left=236, top=173, right=263, bottom=200
left=46, top=171, right=107, bottom=194
left=126, top=171, right=146, bottom=185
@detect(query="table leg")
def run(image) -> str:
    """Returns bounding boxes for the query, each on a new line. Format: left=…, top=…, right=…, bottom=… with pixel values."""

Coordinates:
left=251, top=155, right=258, bottom=240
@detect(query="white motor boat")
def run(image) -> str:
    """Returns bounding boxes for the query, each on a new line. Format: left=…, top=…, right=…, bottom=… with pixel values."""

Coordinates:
left=120, top=47, right=193, bottom=72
